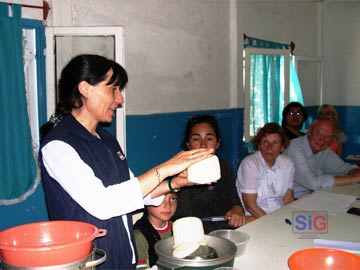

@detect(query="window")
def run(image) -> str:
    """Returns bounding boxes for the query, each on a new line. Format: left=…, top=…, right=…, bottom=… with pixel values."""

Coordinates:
left=243, top=48, right=304, bottom=142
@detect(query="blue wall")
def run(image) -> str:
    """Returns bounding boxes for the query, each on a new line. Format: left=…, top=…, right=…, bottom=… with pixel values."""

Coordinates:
left=126, top=105, right=360, bottom=175
left=1, top=106, right=359, bottom=231
left=126, top=108, right=247, bottom=175
left=0, top=183, right=48, bottom=231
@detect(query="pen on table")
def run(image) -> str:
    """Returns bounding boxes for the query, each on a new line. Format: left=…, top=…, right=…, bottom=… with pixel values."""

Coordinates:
left=285, top=218, right=292, bottom=225
left=201, top=216, right=231, bottom=222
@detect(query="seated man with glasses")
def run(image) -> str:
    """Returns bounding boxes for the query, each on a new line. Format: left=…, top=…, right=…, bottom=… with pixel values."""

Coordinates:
left=284, top=116, right=360, bottom=199
left=236, top=123, right=294, bottom=218
left=282, top=102, right=308, bottom=140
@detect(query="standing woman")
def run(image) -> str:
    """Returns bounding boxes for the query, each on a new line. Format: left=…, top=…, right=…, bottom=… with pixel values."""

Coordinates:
left=236, top=123, right=294, bottom=218
left=39, top=55, right=213, bottom=269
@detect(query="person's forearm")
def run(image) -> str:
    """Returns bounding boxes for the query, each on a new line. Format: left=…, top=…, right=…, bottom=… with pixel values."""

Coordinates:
left=244, top=203, right=267, bottom=218
left=148, top=180, right=172, bottom=198
left=138, top=148, right=214, bottom=197
left=283, top=189, right=294, bottom=205
left=230, top=204, right=245, bottom=216
left=334, top=175, right=360, bottom=186
left=144, top=173, right=191, bottom=199
left=138, top=165, right=169, bottom=197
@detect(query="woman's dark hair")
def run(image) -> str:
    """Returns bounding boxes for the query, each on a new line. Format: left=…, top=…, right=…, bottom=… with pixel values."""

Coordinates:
left=281, top=101, right=308, bottom=127
left=251, top=122, right=289, bottom=150
left=183, top=114, right=220, bottom=148
left=40, top=54, right=128, bottom=141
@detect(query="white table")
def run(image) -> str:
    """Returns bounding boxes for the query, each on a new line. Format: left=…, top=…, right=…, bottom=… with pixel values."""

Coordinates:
left=232, top=185, right=360, bottom=270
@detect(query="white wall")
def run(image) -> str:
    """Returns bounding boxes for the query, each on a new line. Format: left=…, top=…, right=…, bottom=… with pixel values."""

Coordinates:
left=49, top=0, right=232, bottom=115
left=237, top=1, right=320, bottom=106
left=6, top=0, right=358, bottom=112
left=323, top=1, right=360, bottom=105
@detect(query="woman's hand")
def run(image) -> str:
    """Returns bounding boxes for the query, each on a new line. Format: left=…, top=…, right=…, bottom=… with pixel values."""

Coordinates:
left=224, top=205, right=247, bottom=228
left=242, top=193, right=267, bottom=218
left=138, top=148, right=213, bottom=197
left=160, top=148, right=214, bottom=179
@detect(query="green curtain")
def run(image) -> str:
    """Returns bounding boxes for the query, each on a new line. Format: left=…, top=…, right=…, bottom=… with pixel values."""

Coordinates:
left=249, top=53, right=284, bottom=135
left=245, top=37, right=304, bottom=136
left=0, top=3, right=39, bottom=205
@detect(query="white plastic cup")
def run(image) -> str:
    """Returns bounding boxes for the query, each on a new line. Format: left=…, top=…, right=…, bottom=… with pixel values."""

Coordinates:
left=209, top=230, right=250, bottom=257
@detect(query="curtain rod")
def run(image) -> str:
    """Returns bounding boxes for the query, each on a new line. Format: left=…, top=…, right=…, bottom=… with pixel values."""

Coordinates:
left=10, top=1, right=50, bottom=20
left=244, top=33, right=295, bottom=54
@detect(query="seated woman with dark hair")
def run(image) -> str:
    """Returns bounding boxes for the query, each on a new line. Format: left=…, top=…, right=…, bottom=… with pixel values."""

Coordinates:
left=282, top=101, right=308, bottom=140
left=173, top=114, right=250, bottom=233
left=236, top=123, right=294, bottom=218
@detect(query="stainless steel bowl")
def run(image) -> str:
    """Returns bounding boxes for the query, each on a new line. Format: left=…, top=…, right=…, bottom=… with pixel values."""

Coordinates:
left=185, top=245, right=218, bottom=260
left=155, top=235, right=236, bottom=269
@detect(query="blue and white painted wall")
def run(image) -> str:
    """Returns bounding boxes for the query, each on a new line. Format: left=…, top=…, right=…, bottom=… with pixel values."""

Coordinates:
left=1, top=0, right=359, bottom=231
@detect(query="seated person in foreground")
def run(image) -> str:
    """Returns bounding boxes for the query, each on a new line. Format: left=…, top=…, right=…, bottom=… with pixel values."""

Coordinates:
left=173, top=114, right=248, bottom=233
left=281, top=101, right=308, bottom=140
left=236, top=123, right=294, bottom=218
left=317, top=104, right=347, bottom=157
left=284, top=116, right=360, bottom=199
left=134, top=192, right=178, bottom=269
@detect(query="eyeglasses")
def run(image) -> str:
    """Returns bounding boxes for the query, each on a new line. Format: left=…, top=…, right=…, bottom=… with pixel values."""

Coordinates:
left=288, top=111, right=303, bottom=116
left=313, top=129, right=333, bottom=142
left=260, top=140, right=281, bottom=149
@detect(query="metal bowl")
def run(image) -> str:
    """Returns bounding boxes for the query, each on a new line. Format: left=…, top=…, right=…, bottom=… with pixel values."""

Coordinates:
left=155, top=235, right=236, bottom=269
left=185, top=245, right=218, bottom=260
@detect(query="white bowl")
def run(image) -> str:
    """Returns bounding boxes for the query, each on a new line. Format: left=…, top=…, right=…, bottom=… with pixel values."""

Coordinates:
left=209, top=230, right=250, bottom=257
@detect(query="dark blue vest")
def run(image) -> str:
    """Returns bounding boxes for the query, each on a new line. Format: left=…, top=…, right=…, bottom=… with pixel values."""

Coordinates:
left=39, top=115, right=137, bottom=269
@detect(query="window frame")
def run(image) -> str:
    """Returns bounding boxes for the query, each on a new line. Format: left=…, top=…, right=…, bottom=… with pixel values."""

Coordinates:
left=21, top=18, right=47, bottom=149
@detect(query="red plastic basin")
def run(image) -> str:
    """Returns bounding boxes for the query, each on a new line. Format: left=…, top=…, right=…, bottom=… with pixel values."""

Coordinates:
left=0, top=220, right=107, bottom=267
left=288, top=248, right=360, bottom=270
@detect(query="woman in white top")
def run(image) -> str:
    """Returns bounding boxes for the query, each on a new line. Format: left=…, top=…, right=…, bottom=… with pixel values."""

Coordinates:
left=236, top=123, right=294, bottom=218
